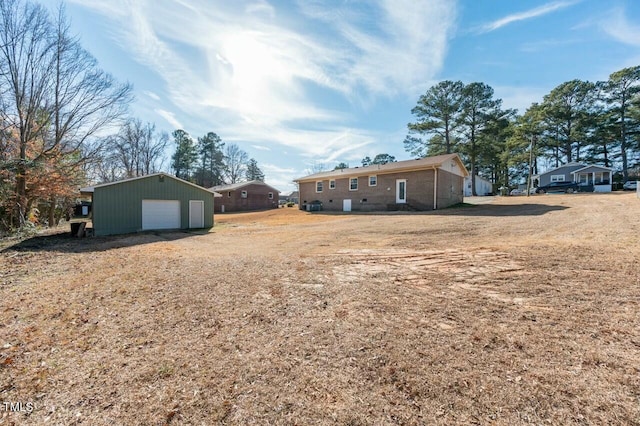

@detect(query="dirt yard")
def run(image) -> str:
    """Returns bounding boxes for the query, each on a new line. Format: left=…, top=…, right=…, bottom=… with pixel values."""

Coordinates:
left=1, top=193, right=639, bottom=425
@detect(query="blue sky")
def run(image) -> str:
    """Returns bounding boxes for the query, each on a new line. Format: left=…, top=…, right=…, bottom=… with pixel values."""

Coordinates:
left=40, top=0, right=640, bottom=192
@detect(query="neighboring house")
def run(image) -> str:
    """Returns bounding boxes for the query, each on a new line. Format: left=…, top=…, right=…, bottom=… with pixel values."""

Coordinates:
left=534, top=162, right=613, bottom=192
left=464, top=175, right=493, bottom=196
left=285, top=191, right=299, bottom=204
left=294, top=153, right=468, bottom=212
left=80, top=173, right=217, bottom=236
left=211, top=180, right=280, bottom=212
left=279, top=191, right=299, bottom=204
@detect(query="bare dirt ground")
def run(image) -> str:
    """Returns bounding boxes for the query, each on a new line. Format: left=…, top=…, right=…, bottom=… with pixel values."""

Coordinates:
left=1, top=193, right=639, bottom=425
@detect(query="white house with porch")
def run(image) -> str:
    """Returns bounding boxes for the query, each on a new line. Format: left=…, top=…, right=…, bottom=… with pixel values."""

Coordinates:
left=533, top=162, right=613, bottom=192
left=571, top=165, right=613, bottom=192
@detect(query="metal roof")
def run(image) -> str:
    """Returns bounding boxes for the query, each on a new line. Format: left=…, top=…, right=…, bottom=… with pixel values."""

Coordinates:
left=79, top=172, right=219, bottom=194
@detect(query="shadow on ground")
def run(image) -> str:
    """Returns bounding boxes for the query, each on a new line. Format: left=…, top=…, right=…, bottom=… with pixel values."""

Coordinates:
left=1, top=229, right=210, bottom=254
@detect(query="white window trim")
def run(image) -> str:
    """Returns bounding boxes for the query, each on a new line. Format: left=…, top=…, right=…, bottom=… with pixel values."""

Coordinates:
left=349, top=177, right=358, bottom=191
left=316, top=181, right=323, bottom=193
left=268, top=192, right=273, bottom=199
left=369, top=175, right=377, bottom=187
left=241, top=190, right=248, bottom=198
left=550, top=174, right=565, bottom=182
left=329, top=179, right=335, bottom=189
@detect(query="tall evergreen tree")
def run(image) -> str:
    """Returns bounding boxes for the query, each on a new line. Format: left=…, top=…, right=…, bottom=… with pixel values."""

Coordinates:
left=459, top=82, right=502, bottom=196
left=196, top=132, right=225, bottom=187
left=478, top=107, right=516, bottom=188
left=372, top=153, right=396, bottom=164
left=404, top=80, right=464, bottom=157
left=603, top=66, right=640, bottom=181
left=334, top=162, right=349, bottom=170
left=540, top=80, right=596, bottom=164
left=246, top=158, right=265, bottom=181
left=504, top=104, right=545, bottom=190
left=361, top=154, right=396, bottom=166
left=171, top=129, right=197, bottom=181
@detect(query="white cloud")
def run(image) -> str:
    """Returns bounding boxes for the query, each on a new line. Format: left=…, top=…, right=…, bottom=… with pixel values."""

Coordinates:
left=66, top=0, right=456, bottom=162
left=478, top=1, right=579, bottom=33
left=251, top=145, right=271, bottom=151
left=600, top=7, right=640, bottom=47
left=262, top=163, right=296, bottom=174
left=143, top=90, right=161, bottom=101
left=155, top=109, right=184, bottom=130
left=493, top=86, right=548, bottom=114
left=246, top=0, right=275, bottom=18
left=297, top=0, right=457, bottom=98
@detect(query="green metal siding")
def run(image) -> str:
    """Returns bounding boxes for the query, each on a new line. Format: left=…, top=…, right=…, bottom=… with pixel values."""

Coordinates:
left=93, top=175, right=214, bottom=236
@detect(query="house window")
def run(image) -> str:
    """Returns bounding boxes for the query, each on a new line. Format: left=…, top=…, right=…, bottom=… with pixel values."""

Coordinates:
left=228, top=191, right=232, bottom=197
left=550, top=174, right=565, bottom=182
left=350, top=177, right=358, bottom=191
left=595, top=172, right=608, bottom=184
left=241, top=190, right=248, bottom=198
left=578, top=174, right=589, bottom=185
left=369, top=175, right=377, bottom=186
left=316, top=181, right=323, bottom=192
left=329, top=180, right=335, bottom=189
left=268, top=192, right=273, bottom=199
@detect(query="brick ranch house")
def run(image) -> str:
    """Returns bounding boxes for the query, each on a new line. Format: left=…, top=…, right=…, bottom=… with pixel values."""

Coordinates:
left=294, top=153, right=469, bottom=212
left=210, top=180, right=280, bottom=213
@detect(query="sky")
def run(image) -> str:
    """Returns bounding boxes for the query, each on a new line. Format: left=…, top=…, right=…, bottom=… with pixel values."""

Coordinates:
left=39, top=0, right=640, bottom=192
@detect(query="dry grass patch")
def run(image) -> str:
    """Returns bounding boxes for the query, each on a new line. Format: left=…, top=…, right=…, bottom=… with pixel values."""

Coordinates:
left=1, top=193, right=639, bottom=424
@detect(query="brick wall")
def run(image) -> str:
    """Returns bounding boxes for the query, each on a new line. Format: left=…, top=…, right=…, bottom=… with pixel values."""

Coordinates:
left=299, top=169, right=438, bottom=211
left=215, top=183, right=278, bottom=212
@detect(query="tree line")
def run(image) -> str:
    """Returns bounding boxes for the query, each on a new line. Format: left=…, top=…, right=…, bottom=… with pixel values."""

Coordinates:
left=0, top=0, right=265, bottom=234
left=0, top=0, right=132, bottom=231
left=170, top=129, right=264, bottom=187
left=94, top=123, right=265, bottom=188
left=405, top=67, right=640, bottom=195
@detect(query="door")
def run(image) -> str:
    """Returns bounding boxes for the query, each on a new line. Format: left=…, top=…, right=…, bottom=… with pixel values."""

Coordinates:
left=396, top=179, right=407, bottom=203
left=343, top=199, right=351, bottom=212
left=142, top=200, right=180, bottom=230
left=189, top=200, right=205, bottom=228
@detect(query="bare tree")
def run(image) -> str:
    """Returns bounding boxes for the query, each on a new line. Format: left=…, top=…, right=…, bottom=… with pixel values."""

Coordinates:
left=223, top=143, right=248, bottom=184
left=0, top=0, right=132, bottom=227
left=0, top=0, right=55, bottom=225
left=103, top=119, right=167, bottom=180
left=305, top=161, right=326, bottom=175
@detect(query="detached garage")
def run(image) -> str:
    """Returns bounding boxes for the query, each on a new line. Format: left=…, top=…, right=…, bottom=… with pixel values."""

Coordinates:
left=80, top=173, right=216, bottom=236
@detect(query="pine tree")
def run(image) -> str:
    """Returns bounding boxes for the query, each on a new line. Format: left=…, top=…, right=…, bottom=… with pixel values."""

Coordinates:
left=171, top=130, right=197, bottom=181
left=197, top=132, right=225, bottom=187
left=246, top=158, right=265, bottom=181
left=405, top=80, right=464, bottom=157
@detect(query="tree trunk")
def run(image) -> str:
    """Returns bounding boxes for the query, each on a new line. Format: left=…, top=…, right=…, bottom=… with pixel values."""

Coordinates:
left=16, top=145, right=27, bottom=227
left=620, top=94, right=628, bottom=182
left=48, top=198, right=56, bottom=227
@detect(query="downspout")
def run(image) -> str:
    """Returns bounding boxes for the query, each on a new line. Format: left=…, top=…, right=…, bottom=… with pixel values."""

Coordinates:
left=433, top=168, right=438, bottom=210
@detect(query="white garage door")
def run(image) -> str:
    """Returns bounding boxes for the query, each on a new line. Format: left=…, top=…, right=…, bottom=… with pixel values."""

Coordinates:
left=142, top=200, right=180, bottom=230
